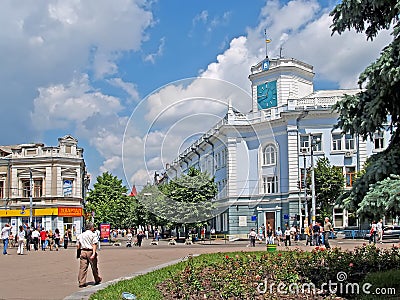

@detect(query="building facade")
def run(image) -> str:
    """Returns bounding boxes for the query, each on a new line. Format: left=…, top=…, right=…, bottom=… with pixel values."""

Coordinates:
left=0, top=135, right=88, bottom=238
left=165, top=57, right=390, bottom=237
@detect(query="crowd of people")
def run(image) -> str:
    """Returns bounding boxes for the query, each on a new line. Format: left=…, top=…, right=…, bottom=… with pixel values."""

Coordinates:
left=1, top=224, right=73, bottom=255
left=249, top=217, right=336, bottom=249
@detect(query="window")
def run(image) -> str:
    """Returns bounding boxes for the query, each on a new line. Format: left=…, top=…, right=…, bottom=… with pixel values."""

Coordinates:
left=262, top=176, right=278, bottom=194
left=22, top=179, right=43, bottom=197
left=332, top=134, right=342, bottom=151
left=63, top=179, right=73, bottom=197
left=0, top=181, right=3, bottom=198
left=263, top=144, right=276, bottom=165
left=300, top=134, right=322, bottom=152
left=65, top=145, right=72, bottom=154
left=374, top=132, right=384, bottom=150
left=346, top=167, right=356, bottom=187
left=33, top=180, right=42, bottom=197
left=345, top=134, right=355, bottom=150
left=311, top=134, right=322, bottom=151
left=299, top=135, right=310, bottom=152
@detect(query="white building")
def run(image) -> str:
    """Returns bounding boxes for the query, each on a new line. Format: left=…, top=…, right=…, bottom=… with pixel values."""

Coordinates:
left=165, top=57, right=389, bottom=237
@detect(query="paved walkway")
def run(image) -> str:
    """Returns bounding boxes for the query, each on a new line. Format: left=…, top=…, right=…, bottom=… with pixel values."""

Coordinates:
left=0, top=238, right=397, bottom=300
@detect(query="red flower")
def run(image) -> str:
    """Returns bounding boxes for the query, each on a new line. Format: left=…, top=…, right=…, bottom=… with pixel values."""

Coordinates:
left=349, top=263, right=354, bottom=267
left=363, top=243, right=366, bottom=246
left=315, top=246, right=320, bottom=250
left=225, top=255, right=229, bottom=259
left=278, top=253, right=282, bottom=257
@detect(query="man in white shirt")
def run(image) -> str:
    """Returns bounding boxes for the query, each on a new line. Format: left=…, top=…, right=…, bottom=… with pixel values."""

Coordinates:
left=377, top=219, right=383, bottom=244
left=2, top=224, right=12, bottom=255
left=77, top=222, right=102, bottom=288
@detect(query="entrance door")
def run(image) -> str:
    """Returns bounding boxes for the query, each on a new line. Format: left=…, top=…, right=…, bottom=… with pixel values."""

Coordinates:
left=265, top=212, right=275, bottom=232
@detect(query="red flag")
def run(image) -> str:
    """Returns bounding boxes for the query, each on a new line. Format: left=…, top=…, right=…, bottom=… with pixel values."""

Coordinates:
left=129, top=185, right=137, bottom=197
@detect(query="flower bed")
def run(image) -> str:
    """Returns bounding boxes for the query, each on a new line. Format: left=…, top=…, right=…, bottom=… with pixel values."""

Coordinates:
left=158, top=245, right=400, bottom=299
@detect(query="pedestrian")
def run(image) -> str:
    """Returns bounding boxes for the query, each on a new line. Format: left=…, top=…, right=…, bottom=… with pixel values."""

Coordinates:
left=40, top=228, right=47, bottom=251
left=32, top=228, right=40, bottom=251
left=17, top=225, right=26, bottom=255
left=54, top=228, right=61, bottom=251
left=126, top=229, right=133, bottom=247
left=63, top=230, right=69, bottom=249
left=377, top=219, right=383, bottom=244
left=136, top=230, right=145, bottom=247
left=25, top=226, right=32, bottom=251
left=1, top=223, right=12, bottom=255
left=304, top=224, right=313, bottom=246
left=76, top=222, right=102, bottom=288
left=95, top=227, right=101, bottom=251
left=312, top=222, right=320, bottom=246
left=284, top=226, right=291, bottom=246
left=258, top=226, right=264, bottom=242
left=323, top=217, right=334, bottom=249
left=275, top=227, right=283, bottom=246
left=266, top=225, right=274, bottom=244
left=369, top=220, right=377, bottom=245
left=249, top=228, right=257, bottom=247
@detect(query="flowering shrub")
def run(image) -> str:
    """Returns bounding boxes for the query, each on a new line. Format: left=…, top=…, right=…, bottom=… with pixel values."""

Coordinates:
left=158, top=245, right=400, bottom=299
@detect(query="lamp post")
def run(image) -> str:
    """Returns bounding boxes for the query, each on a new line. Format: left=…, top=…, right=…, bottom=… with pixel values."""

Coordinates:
left=29, top=168, right=33, bottom=227
left=302, top=153, right=308, bottom=226
left=310, top=134, right=320, bottom=226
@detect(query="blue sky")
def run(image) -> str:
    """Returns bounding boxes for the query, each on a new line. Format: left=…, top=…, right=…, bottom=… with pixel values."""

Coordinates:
left=0, top=0, right=391, bottom=189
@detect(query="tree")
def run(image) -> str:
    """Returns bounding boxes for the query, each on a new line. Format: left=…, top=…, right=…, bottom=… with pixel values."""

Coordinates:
left=85, top=172, right=137, bottom=229
left=309, top=157, right=345, bottom=220
left=357, top=174, right=400, bottom=219
left=330, top=0, right=400, bottom=211
left=137, top=167, right=217, bottom=226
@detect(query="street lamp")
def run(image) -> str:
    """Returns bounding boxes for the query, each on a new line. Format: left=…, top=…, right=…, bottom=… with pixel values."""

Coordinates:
left=29, top=168, right=33, bottom=227
left=302, top=153, right=308, bottom=226
left=310, top=134, right=321, bottom=226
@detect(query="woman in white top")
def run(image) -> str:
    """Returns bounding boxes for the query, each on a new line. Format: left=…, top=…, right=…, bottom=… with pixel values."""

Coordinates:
left=17, top=225, right=26, bottom=255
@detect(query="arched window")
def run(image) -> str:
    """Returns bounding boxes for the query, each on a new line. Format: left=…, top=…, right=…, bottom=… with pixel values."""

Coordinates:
left=263, top=144, right=276, bottom=165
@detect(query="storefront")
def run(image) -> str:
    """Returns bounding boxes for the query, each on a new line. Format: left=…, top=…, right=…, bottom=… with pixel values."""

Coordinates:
left=0, top=206, right=83, bottom=237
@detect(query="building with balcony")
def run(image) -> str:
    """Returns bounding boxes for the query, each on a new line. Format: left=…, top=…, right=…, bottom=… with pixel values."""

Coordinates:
left=0, top=135, right=88, bottom=238
left=164, top=57, right=390, bottom=237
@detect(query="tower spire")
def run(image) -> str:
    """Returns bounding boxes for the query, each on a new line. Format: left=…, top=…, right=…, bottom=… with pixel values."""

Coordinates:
left=264, top=29, right=271, bottom=59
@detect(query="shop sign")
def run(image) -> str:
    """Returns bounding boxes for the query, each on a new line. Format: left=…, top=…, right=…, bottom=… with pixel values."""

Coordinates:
left=58, top=207, right=82, bottom=217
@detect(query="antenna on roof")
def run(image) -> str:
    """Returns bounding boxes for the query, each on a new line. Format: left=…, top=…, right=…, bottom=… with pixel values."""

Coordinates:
left=264, top=29, right=271, bottom=59
left=279, top=45, right=284, bottom=58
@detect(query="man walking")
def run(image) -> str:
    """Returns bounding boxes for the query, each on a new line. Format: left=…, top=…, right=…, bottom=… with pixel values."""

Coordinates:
left=77, top=222, right=102, bottom=288
left=323, top=217, right=334, bottom=249
left=377, top=219, right=383, bottom=244
left=1, top=223, right=12, bottom=255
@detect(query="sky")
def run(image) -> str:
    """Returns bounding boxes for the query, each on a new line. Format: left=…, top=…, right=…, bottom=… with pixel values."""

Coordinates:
left=0, top=0, right=392, bottom=191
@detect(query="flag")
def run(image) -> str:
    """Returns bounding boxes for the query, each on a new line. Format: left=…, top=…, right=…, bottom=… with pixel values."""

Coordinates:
left=129, top=185, right=137, bottom=197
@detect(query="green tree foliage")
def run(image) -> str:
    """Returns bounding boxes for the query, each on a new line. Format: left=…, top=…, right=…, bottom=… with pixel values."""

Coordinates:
left=85, top=172, right=137, bottom=229
left=330, top=0, right=400, bottom=210
left=137, top=167, right=217, bottom=226
left=310, top=157, right=345, bottom=220
left=357, top=174, right=400, bottom=219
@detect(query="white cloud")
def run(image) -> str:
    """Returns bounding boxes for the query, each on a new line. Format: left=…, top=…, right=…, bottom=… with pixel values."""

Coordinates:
left=144, top=37, right=166, bottom=64
left=31, top=74, right=123, bottom=130
left=108, top=78, right=140, bottom=102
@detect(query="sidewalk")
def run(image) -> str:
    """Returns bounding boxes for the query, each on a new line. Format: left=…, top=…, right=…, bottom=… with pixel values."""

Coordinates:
left=0, top=238, right=396, bottom=300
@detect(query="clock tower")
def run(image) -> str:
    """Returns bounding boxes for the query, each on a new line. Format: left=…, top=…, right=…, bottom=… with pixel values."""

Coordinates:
left=249, top=57, right=314, bottom=112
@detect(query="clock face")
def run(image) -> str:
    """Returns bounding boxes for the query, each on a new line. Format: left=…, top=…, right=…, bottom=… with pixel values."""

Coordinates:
left=257, top=81, right=277, bottom=110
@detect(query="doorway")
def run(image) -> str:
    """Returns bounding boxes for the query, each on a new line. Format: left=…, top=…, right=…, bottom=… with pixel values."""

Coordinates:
left=265, top=212, right=275, bottom=232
